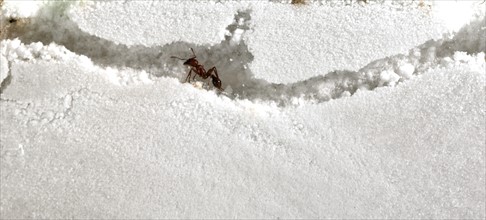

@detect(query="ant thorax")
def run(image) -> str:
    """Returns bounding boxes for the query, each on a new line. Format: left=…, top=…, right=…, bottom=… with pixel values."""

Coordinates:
left=196, top=66, right=207, bottom=75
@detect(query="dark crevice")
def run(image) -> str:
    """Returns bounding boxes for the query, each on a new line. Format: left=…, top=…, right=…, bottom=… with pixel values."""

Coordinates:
left=0, top=62, right=12, bottom=95
left=3, top=3, right=485, bottom=106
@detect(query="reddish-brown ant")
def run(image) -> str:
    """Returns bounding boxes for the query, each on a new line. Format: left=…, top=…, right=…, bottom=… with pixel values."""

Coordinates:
left=171, top=48, right=223, bottom=90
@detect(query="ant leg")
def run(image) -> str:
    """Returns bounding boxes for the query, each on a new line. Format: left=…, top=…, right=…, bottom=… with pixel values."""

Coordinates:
left=207, top=67, right=218, bottom=78
left=192, top=73, right=197, bottom=81
left=207, top=67, right=216, bottom=86
left=185, top=69, right=193, bottom=82
left=207, top=67, right=222, bottom=90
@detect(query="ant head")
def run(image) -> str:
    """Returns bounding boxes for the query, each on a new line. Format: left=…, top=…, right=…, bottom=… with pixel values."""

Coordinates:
left=171, top=48, right=198, bottom=66
left=183, top=48, right=198, bottom=66
left=183, top=58, right=198, bottom=66
left=211, top=75, right=222, bottom=90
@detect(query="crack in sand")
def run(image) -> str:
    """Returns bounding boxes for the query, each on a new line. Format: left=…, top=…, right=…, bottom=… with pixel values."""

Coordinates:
left=0, top=61, right=12, bottom=95
left=3, top=3, right=485, bottom=106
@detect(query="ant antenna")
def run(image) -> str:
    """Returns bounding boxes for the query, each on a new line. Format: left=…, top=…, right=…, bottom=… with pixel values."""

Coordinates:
left=170, top=48, right=196, bottom=60
left=170, top=56, right=186, bottom=60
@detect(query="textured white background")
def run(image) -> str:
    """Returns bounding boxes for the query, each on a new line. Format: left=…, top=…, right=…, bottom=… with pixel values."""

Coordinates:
left=1, top=0, right=485, bottom=218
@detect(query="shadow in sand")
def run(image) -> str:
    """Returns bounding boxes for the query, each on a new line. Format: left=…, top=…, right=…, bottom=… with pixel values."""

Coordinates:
left=7, top=4, right=485, bottom=106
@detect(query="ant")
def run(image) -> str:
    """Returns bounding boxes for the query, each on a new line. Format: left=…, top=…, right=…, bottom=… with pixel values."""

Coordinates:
left=171, top=48, right=223, bottom=90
